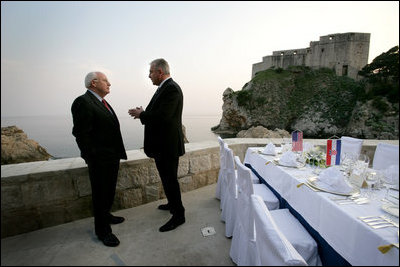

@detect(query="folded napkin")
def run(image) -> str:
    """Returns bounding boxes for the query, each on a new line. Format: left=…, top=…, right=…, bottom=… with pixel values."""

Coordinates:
left=279, top=151, right=298, bottom=167
left=383, top=164, right=399, bottom=189
left=262, top=142, right=276, bottom=155
left=318, top=166, right=353, bottom=193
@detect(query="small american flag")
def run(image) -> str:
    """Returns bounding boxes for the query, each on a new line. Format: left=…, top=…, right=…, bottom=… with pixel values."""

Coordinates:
left=292, top=131, right=303, bottom=151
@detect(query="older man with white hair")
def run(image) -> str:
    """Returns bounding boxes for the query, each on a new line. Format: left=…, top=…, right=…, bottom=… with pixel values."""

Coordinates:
left=71, top=71, right=127, bottom=247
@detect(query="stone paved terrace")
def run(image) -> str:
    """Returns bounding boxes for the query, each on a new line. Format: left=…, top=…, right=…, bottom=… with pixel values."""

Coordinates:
left=1, top=183, right=235, bottom=266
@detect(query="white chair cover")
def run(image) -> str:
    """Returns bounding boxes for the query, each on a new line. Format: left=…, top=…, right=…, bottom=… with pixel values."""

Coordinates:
left=220, top=147, right=238, bottom=237
left=216, top=136, right=226, bottom=201
left=270, top=209, right=321, bottom=265
left=230, top=156, right=279, bottom=264
left=251, top=171, right=261, bottom=184
left=253, top=183, right=280, bottom=210
left=230, top=156, right=258, bottom=265
left=219, top=143, right=230, bottom=210
left=373, top=142, right=399, bottom=170
left=340, top=136, right=363, bottom=160
left=251, top=194, right=308, bottom=266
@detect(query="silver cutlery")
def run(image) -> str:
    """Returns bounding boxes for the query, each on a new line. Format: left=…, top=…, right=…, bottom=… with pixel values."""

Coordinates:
left=381, top=198, right=399, bottom=205
left=358, top=215, right=399, bottom=228
left=372, top=224, right=397, bottom=229
left=332, top=196, right=366, bottom=202
left=362, top=215, right=388, bottom=222
left=367, top=221, right=394, bottom=226
left=338, top=199, right=370, bottom=205
left=390, top=194, right=399, bottom=200
left=335, top=197, right=369, bottom=205
left=382, top=216, right=399, bottom=228
left=358, top=215, right=380, bottom=219
left=330, top=193, right=361, bottom=201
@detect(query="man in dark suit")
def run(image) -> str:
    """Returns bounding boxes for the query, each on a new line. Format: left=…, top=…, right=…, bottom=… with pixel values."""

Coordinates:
left=71, top=71, right=127, bottom=247
left=128, top=58, right=186, bottom=232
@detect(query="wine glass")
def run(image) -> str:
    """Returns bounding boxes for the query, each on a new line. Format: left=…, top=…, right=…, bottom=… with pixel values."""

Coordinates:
left=297, top=152, right=307, bottom=166
left=381, top=165, right=399, bottom=201
left=282, top=138, right=291, bottom=152
left=340, top=152, right=357, bottom=177
left=312, top=154, right=323, bottom=175
left=357, top=154, right=370, bottom=172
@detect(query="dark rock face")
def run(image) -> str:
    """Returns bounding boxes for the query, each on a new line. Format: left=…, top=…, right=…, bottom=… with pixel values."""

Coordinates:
left=236, top=126, right=290, bottom=138
left=1, top=126, right=52, bottom=164
left=212, top=67, right=399, bottom=139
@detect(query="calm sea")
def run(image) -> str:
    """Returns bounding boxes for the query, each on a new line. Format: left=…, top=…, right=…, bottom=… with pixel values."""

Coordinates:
left=1, top=115, right=221, bottom=159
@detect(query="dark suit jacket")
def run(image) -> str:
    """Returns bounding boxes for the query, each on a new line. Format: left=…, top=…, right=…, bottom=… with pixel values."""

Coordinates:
left=71, top=90, right=127, bottom=162
left=140, top=78, right=185, bottom=158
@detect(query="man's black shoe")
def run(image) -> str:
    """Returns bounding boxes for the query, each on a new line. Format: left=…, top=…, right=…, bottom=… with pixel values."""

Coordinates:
left=159, top=216, right=185, bottom=232
left=158, top=204, right=170, bottom=210
left=109, top=215, right=125, bottom=224
left=98, top=233, right=120, bottom=247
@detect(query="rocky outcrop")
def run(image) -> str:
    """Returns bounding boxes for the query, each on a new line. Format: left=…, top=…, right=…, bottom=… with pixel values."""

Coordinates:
left=182, top=124, right=189, bottom=143
left=345, top=100, right=399, bottom=140
left=212, top=67, right=399, bottom=139
left=1, top=126, right=52, bottom=164
left=236, top=126, right=290, bottom=138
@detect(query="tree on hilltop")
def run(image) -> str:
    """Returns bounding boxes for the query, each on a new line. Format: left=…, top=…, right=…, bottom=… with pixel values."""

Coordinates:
left=358, top=45, right=399, bottom=103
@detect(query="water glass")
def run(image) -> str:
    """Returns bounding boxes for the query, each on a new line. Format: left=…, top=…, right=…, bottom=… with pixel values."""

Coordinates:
left=381, top=167, right=398, bottom=200
left=358, top=154, right=370, bottom=170
left=364, top=169, right=379, bottom=199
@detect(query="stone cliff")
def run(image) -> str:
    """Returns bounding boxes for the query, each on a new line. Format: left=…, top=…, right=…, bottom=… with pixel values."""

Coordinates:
left=1, top=126, right=52, bottom=164
left=212, top=66, right=399, bottom=139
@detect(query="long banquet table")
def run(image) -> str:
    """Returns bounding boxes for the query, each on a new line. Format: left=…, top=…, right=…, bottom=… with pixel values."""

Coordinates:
left=244, top=147, right=399, bottom=266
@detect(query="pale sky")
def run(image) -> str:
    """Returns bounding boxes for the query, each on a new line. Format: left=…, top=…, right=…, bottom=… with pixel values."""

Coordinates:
left=1, top=1, right=399, bottom=117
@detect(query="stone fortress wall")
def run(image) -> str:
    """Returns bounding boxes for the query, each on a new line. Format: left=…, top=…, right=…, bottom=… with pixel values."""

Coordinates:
left=1, top=138, right=398, bottom=238
left=252, top=32, right=370, bottom=80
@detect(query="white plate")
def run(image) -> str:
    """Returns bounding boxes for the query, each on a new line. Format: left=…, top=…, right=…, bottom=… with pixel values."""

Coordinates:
left=258, top=147, right=282, bottom=156
left=273, top=159, right=305, bottom=168
left=381, top=203, right=399, bottom=217
left=306, top=177, right=359, bottom=196
left=258, top=149, right=277, bottom=156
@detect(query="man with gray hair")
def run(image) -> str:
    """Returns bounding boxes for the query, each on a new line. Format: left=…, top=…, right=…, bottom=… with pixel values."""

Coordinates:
left=129, top=58, right=186, bottom=232
left=72, top=71, right=127, bottom=247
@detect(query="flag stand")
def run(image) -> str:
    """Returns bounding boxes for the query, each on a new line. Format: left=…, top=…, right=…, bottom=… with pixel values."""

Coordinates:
left=326, top=136, right=342, bottom=166
left=291, top=130, right=303, bottom=152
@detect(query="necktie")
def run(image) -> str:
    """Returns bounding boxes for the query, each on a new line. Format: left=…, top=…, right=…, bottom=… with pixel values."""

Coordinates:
left=102, top=99, right=111, bottom=112
left=155, top=87, right=161, bottom=96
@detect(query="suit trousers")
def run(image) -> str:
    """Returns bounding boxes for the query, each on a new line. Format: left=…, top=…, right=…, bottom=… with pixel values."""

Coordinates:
left=87, top=159, right=120, bottom=237
left=154, top=155, right=185, bottom=217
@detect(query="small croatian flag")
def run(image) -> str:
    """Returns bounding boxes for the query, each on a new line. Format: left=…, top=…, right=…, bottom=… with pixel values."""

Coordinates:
left=326, top=139, right=341, bottom=166
left=292, top=131, right=303, bottom=152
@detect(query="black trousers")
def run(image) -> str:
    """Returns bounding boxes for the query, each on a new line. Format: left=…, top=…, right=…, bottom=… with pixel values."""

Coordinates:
left=154, top=155, right=185, bottom=217
left=87, top=159, right=120, bottom=237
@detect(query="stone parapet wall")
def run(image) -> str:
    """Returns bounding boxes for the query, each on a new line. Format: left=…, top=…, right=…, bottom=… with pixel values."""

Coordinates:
left=1, top=138, right=398, bottom=238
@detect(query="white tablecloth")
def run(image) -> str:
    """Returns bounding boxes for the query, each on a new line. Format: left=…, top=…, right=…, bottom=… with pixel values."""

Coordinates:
left=245, top=147, right=399, bottom=266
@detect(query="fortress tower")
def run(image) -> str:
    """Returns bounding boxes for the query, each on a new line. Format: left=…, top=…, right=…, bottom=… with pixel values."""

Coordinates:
left=252, top=32, right=370, bottom=80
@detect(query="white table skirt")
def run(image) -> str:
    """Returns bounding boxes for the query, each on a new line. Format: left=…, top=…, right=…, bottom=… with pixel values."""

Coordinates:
left=244, top=147, right=399, bottom=266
